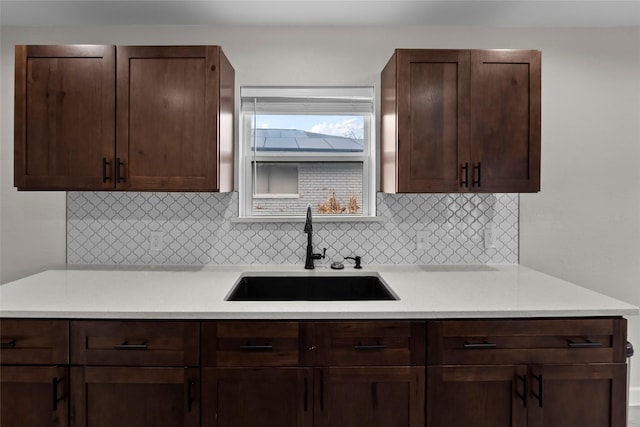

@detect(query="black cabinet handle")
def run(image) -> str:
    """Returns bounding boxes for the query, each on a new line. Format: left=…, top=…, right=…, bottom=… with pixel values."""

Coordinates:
left=516, top=375, right=527, bottom=408
left=239, top=344, right=273, bottom=351
left=532, top=374, right=543, bottom=408
left=472, top=162, right=482, bottom=187
left=303, top=377, right=308, bottom=412
left=115, top=158, right=125, bottom=183
left=1, top=339, right=17, bottom=349
left=461, top=162, right=469, bottom=187
left=354, top=343, right=388, bottom=351
left=52, top=377, right=64, bottom=411
left=463, top=341, right=497, bottom=349
left=319, top=370, right=324, bottom=411
left=187, top=379, right=195, bottom=412
left=567, top=339, right=602, bottom=348
left=102, top=158, right=111, bottom=183
left=114, top=341, right=148, bottom=350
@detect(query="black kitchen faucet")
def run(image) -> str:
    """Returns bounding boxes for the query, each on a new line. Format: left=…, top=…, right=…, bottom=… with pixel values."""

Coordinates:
left=304, top=204, right=326, bottom=269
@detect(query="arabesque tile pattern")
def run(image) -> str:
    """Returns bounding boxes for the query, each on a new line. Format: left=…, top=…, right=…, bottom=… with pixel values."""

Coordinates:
left=67, top=192, right=518, bottom=266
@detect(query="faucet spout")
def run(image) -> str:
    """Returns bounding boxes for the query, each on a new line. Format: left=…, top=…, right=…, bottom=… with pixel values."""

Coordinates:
left=304, top=205, right=315, bottom=269
left=304, top=204, right=313, bottom=234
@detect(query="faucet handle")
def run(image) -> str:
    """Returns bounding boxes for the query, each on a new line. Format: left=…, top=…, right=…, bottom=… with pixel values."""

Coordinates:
left=344, top=255, right=362, bottom=269
left=312, top=248, right=327, bottom=260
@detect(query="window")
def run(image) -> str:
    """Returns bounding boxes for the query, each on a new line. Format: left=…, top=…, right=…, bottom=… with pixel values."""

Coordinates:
left=255, top=163, right=299, bottom=196
left=240, top=87, right=375, bottom=218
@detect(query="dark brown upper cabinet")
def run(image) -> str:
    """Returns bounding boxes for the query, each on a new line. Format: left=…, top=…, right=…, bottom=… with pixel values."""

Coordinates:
left=14, top=45, right=115, bottom=190
left=14, top=45, right=234, bottom=192
left=381, top=49, right=541, bottom=193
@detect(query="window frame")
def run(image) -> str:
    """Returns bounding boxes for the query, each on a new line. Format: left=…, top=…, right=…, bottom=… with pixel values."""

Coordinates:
left=238, top=87, right=376, bottom=220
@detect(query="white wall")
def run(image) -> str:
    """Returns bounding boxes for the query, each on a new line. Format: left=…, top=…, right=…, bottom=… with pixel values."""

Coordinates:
left=0, top=31, right=67, bottom=284
left=1, top=24, right=639, bottom=396
left=517, top=27, right=640, bottom=405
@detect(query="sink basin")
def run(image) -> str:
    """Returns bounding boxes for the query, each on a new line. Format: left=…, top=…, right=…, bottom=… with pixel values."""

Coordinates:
left=226, top=275, right=397, bottom=301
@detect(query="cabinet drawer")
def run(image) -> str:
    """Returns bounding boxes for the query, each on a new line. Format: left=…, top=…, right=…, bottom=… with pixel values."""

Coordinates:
left=315, top=321, right=425, bottom=366
left=0, top=319, right=68, bottom=365
left=70, top=321, right=199, bottom=366
left=427, top=318, right=627, bottom=365
left=202, top=321, right=301, bottom=367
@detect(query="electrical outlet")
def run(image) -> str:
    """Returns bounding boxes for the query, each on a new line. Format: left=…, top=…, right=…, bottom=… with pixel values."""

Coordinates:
left=416, top=230, right=429, bottom=250
left=484, top=224, right=496, bottom=249
left=149, top=231, right=164, bottom=252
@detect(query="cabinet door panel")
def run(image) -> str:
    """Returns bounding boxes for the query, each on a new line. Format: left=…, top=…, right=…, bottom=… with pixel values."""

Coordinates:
left=1, top=366, right=68, bottom=427
left=1, top=319, right=69, bottom=365
left=201, top=321, right=301, bottom=367
left=314, top=321, right=423, bottom=366
left=426, top=365, right=527, bottom=427
left=116, top=46, right=219, bottom=191
left=470, top=49, right=541, bottom=192
left=316, top=366, right=424, bottom=427
left=202, top=367, right=313, bottom=427
left=527, top=364, right=626, bottom=427
left=70, top=367, right=199, bottom=427
left=396, top=50, right=470, bottom=192
left=14, top=45, right=115, bottom=190
left=70, top=320, right=199, bottom=366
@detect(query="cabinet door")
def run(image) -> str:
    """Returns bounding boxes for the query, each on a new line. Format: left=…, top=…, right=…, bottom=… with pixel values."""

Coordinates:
left=527, top=364, right=627, bottom=427
left=14, top=45, right=115, bottom=190
left=1, top=366, right=68, bottom=427
left=426, top=365, right=527, bottom=427
left=394, top=50, right=470, bottom=193
left=70, top=367, right=199, bottom=427
left=116, top=46, right=225, bottom=191
left=470, top=50, right=541, bottom=192
left=202, top=367, right=313, bottom=427
left=316, top=366, right=424, bottom=427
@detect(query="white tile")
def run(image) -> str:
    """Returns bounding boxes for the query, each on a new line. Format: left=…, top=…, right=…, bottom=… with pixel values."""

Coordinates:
left=66, top=192, right=519, bottom=266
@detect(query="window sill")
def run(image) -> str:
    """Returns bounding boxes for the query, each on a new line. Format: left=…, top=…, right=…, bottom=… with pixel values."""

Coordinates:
left=231, top=215, right=385, bottom=223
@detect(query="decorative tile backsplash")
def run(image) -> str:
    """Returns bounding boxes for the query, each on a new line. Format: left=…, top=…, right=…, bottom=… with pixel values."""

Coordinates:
left=67, top=192, right=518, bottom=266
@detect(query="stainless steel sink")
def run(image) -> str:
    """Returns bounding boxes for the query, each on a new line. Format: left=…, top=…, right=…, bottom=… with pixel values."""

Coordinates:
left=226, top=274, right=397, bottom=301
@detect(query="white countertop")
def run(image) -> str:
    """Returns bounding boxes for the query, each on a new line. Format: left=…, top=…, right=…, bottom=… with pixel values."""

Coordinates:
left=0, top=265, right=637, bottom=319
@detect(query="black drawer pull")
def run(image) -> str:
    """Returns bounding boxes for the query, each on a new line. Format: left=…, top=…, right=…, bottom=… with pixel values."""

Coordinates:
left=1, top=339, right=17, bottom=349
left=567, top=339, right=602, bottom=348
left=463, top=341, right=497, bottom=349
left=461, top=162, right=469, bottom=187
left=354, top=343, right=388, bottom=351
left=102, top=158, right=111, bottom=183
left=239, top=344, right=273, bottom=352
left=114, top=341, right=148, bottom=350
left=187, top=379, right=195, bottom=412
left=472, top=162, right=482, bottom=187
left=516, top=375, right=527, bottom=409
left=532, top=374, right=543, bottom=408
left=52, top=377, right=64, bottom=411
left=303, top=377, right=309, bottom=411
left=115, top=158, right=125, bottom=183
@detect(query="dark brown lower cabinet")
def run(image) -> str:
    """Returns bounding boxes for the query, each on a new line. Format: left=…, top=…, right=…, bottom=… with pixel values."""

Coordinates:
left=527, top=364, right=627, bottom=427
left=427, top=365, right=527, bottom=427
left=1, top=366, right=68, bottom=427
left=69, top=367, right=199, bottom=427
left=201, top=366, right=424, bottom=427
left=201, top=367, right=313, bottom=427
left=427, top=363, right=627, bottom=427
left=316, top=367, right=425, bottom=427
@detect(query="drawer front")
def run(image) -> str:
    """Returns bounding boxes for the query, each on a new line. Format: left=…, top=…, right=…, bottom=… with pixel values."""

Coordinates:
left=0, top=319, right=68, bottom=365
left=315, top=321, right=424, bottom=366
left=70, top=321, right=199, bottom=366
left=202, top=321, right=301, bottom=367
left=427, top=318, right=627, bottom=365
